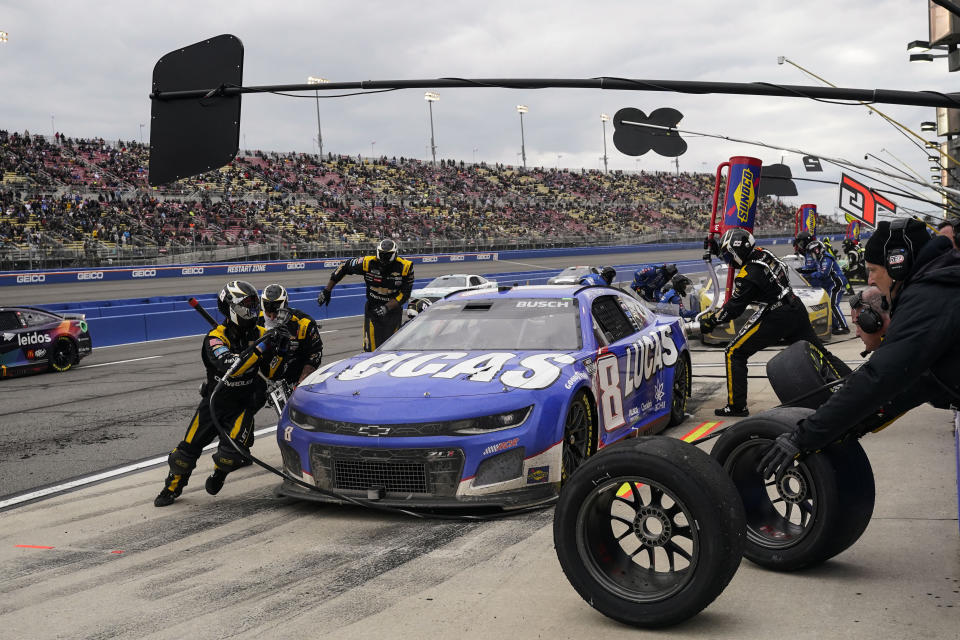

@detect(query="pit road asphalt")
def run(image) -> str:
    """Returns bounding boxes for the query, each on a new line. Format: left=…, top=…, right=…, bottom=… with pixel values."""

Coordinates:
left=0, top=248, right=955, bottom=639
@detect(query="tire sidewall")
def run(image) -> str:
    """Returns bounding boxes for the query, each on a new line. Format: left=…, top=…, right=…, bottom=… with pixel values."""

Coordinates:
left=554, top=437, right=744, bottom=627
left=49, top=337, right=76, bottom=372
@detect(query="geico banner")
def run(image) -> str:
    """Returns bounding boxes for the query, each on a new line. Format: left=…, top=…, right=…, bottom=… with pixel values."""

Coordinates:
left=0, top=253, right=501, bottom=286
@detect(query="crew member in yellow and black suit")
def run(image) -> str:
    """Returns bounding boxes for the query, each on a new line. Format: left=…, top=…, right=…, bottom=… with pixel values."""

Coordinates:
left=316, top=239, right=415, bottom=351
left=259, top=283, right=323, bottom=386
left=154, top=280, right=288, bottom=507
left=700, top=228, right=849, bottom=417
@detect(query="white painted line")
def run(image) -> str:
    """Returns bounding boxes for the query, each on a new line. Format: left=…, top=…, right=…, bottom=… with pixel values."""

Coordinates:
left=0, top=424, right=279, bottom=510
left=496, top=260, right=546, bottom=269
left=94, top=328, right=342, bottom=351
left=79, top=355, right=163, bottom=369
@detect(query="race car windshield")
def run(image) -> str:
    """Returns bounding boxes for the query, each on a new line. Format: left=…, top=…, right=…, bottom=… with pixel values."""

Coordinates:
left=427, top=276, right=468, bottom=288
left=384, top=298, right=581, bottom=351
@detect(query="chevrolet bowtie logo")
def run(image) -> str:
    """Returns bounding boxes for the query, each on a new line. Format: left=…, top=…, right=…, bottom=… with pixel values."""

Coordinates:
left=357, top=426, right=391, bottom=436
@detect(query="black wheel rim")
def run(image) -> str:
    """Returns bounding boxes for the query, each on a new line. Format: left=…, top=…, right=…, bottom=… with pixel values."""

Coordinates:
left=575, top=477, right=699, bottom=603
left=561, top=397, right=590, bottom=481
left=52, top=341, right=73, bottom=369
left=671, top=358, right=688, bottom=418
left=724, top=440, right=818, bottom=549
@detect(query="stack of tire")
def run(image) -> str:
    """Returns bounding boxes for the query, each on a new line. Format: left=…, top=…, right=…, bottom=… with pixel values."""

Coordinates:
left=552, top=340, right=875, bottom=627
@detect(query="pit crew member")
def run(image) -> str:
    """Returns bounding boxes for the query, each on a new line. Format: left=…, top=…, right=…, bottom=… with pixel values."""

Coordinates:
left=632, top=263, right=678, bottom=302
left=795, top=231, right=851, bottom=334
left=761, top=219, right=960, bottom=480
left=154, top=280, right=286, bottom=507
left=701, top=228, right=849, bottom=417
left=259, top=283, right=323, bottom=386
left=316, top=239, right=415, bottom=351
left=659, top=273, right=698, bottom=319
left=579, top=265, right=616, bottom=286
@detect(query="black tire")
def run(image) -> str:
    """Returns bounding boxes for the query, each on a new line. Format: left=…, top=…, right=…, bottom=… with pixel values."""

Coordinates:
left=766, top=340, right=842, bottom=409
left=49, top=337, right=77, bottom=373
left=554, top=436, right=745, bottom=628
left=668, top=353, right=690, bottom=427
left=711, top=407, right=875, bottom=571
left=560, top=391, right=596, bottom=482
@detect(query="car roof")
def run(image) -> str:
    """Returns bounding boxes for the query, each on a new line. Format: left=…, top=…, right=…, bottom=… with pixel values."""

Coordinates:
left=0, top=306, right=61, bottom=316
left=446, top=284, right=618, bottom=301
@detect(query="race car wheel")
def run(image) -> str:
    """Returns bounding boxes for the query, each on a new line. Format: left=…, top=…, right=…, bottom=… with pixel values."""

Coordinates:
left=668, top=353, right=690, bottom=426
left=561, top=391, right=596, bottom=482
left=711, top=407, right=875, bottom=571
left=554, top=436, right=745, bottom=628
left=766, top=340, right=844, bottom=409
left=49, top=337, right=77, bottom=373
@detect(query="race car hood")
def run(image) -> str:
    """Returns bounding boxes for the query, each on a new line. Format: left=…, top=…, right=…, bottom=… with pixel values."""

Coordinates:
left=298, top=350, right=581, bottom=399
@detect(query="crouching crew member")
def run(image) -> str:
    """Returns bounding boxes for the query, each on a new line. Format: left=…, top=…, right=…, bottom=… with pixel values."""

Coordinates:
left=316, top=239, right=415, bottom=351
left=632, top=264, right=678, bottom=302
left=154, top=280, right=287, bottom=507
left=659, top=273, right=698, bottom=319
left=260, top=283, right=324, bottom=386
left=701, top=228, right=849, bottom=417
left=580, top=266, right=616, bottom=286
left=760, top=219, right=960, bottom=480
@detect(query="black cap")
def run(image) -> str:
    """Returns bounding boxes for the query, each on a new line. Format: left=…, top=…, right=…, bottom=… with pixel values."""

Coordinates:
left=864, top=219, right=930, bottom=265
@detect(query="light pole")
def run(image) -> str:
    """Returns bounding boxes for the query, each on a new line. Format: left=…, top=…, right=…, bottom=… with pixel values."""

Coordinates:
left=600, top=113, right=610, bottom=174
left=139, top=124, right=145, bottom=144
left=556, top=153, right=562, bottom=170
left=516, top=105, right=528, bottom=169
left=307, top=76, right=329, bottom=159
left=473, top=147, right=478, bottom=163
left=50, top=114, right=55, bottom=139
left=371, top=141, right=376, bottom=160
left=425, top=91, right=439, bottom=165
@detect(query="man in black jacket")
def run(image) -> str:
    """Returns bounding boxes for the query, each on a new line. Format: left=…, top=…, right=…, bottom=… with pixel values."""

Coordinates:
left=760, top=219, right=960, bottom=480
left=316, top=239, right=415, bottom=351
left=701, top=228, right=848, bottom=417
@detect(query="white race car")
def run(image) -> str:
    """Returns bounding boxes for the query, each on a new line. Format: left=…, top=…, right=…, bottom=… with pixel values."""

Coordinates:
left=407, top=274, right=498, bottom=318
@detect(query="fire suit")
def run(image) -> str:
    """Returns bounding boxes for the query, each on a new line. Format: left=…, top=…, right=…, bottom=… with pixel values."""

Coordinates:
left=257, top=307, right=323, bottom=386
left=632, top=264, right=677, bottom=302
left=160, top=322, right=281, bottom=496
left=705, top=247, right=849, bottom=409
left=330, top=255, right=415, bottom=351
left=799, top=240, right=850, bottom=332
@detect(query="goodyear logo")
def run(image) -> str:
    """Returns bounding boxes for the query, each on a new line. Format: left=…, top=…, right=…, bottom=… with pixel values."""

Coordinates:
left=733, top=168, right=756, bottom=224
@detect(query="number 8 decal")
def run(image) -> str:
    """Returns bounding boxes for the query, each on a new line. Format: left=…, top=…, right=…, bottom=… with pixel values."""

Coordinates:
left=596, top=354, right=625, bottom=430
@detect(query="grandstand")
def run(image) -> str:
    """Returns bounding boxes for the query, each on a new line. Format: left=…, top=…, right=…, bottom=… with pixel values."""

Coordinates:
left=0, top=128, right=804, bottom=269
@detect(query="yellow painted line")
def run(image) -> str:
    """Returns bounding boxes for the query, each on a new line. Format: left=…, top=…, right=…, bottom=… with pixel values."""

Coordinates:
left=681, top=420, right=723, bottom=443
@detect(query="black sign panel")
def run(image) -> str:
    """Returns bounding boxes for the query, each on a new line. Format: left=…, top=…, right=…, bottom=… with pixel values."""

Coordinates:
left=149, top=34, right=244, bottom=186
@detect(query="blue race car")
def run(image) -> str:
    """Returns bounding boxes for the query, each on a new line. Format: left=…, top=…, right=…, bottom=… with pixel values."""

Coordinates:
left=276, top=284, right=691, bottom=508
left=0, top=306, right=93, bottom=378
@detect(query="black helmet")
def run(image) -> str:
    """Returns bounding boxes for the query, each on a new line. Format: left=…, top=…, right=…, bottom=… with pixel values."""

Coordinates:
left=671, top=273, right=692, bottom=296
left=376, top=238, right=398, bottom=263
left=718, top=228, right=755, bottom=266
left=600, top=266, right=616, bottom=285
left=794, top=231, right=814, bottom=254
left=261, top=283, right=289, bottom=316
left=217, top=280, right=260, bottom=328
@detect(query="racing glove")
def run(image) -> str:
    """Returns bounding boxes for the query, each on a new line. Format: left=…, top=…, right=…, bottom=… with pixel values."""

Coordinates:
left=270, top=326, right=291, bottom=355
left=699, top=312, right=717, bottom=335
left=757, top=431, right=803, bottom=482
left=316, top=289, right=331, bottom=306
left=372, top=304, right=389, bottom=318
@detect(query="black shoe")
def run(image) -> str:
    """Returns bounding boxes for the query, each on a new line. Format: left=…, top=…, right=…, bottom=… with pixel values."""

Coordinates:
left=154, top=488, right=181, bottom=507
left=205, top=470, right=228, bottom=495
left=715, top=405, right=749, bottom=417
left=832, top=327, right=851, bottom=335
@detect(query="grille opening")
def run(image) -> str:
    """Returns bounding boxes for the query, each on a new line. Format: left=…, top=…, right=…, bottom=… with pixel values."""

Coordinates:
left=333, top=459, right=428, bottom=493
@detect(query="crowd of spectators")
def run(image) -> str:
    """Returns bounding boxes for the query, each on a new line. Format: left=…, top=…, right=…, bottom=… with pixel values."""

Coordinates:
left=1, top=129, right=797, bottom=263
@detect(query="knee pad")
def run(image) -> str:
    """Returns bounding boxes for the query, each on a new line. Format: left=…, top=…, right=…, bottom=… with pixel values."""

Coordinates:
left=168, top=448, right=199, bottom=473
left=212, top=447, right=249, bottom=472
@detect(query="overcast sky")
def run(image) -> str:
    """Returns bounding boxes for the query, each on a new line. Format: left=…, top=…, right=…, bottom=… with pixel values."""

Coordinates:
left=0, top=1, right=953, bottom=220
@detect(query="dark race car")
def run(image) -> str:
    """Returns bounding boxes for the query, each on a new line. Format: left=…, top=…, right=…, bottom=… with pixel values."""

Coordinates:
left=0, top=306, right=93, bottom=378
